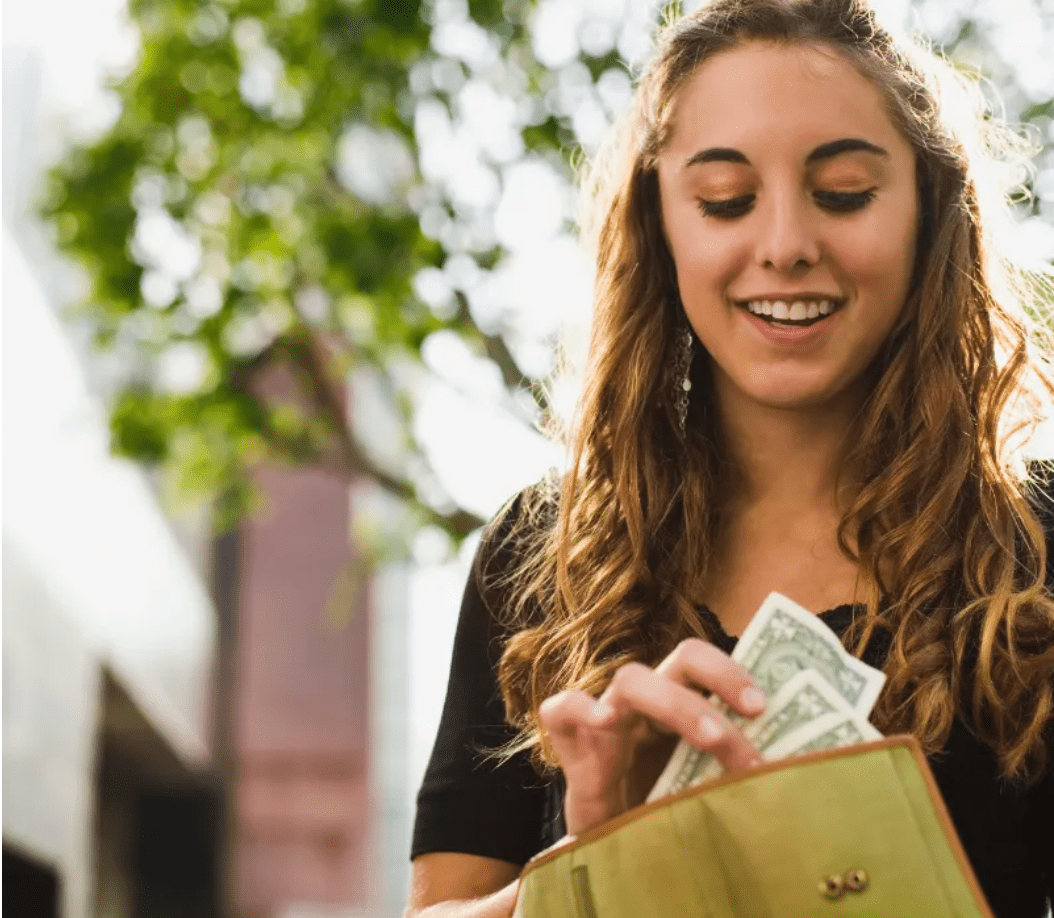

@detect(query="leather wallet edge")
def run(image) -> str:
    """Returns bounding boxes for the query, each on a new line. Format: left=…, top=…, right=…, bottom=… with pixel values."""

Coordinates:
left=520, top=733, right=995, bottom=918
left=897, top=736, right=996, bottom=918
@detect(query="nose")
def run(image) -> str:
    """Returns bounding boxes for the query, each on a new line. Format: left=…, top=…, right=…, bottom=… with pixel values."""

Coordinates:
left=755, top=192, right=822, bottom=272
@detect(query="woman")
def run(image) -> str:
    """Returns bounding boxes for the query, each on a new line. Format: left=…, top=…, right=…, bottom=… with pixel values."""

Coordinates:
left=408, top=0, right=1054, bottom=915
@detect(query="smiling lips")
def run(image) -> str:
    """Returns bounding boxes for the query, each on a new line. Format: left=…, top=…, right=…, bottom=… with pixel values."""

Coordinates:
left=738, top=296, right=844, bottom=327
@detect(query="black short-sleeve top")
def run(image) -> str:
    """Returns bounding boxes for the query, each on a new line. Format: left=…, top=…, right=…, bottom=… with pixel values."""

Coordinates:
left=411, top=486, right=1054, bottom=918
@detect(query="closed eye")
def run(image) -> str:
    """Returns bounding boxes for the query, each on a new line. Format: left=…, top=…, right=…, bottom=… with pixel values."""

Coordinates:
left=697, top=195, right=754, bottom=219
left=814, top=188, right=877, bottom=212
left=696, top=188, right=877, bottom=220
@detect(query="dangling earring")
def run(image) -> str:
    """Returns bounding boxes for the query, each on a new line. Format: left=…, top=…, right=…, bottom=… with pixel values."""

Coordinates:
left=673, top=327, right=693, bottom=435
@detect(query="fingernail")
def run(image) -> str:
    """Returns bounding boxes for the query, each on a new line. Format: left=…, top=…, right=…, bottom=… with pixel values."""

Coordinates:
left=740, top=686, right=766, bottom=713
left=593, top=701, right=618, bottom=724
left=699, top=715, right=723, bottom=741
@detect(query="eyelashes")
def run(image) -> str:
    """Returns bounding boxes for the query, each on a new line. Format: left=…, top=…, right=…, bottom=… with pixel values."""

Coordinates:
left=696, top=188, right=878, bottom=219
left=815, top=188, right=878, bottom=212
left=697, top=196, right=753, bottom=219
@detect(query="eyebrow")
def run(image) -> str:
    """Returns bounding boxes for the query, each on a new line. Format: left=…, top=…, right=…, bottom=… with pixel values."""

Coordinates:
left=684, top=138, right=890, bottom=169
left=807, top=138, right=889, bottom=163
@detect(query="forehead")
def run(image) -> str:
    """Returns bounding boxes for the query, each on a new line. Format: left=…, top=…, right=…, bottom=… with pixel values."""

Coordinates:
left=662, top=40, right=909, bottom=164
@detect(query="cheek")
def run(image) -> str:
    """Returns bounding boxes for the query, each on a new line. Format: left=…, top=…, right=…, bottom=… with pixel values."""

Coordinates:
left=832, top=209, right=917, bottom=294
left=666, top=209, right=748, bottom=292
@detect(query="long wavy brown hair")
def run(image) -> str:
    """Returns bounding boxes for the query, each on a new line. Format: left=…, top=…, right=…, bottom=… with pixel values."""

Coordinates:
left=482, top=0, right=1054, bottom=785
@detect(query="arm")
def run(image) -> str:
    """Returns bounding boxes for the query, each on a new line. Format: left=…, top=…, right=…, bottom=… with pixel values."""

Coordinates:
left=409, top=492, right=556, bottom=912
left=405, top=852, right=520, bottom=918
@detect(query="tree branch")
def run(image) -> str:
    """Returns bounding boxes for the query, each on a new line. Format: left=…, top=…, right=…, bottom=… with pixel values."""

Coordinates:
left=454, top=290, right=550, bottom=419
left=284, top=332, right=485, bottom=537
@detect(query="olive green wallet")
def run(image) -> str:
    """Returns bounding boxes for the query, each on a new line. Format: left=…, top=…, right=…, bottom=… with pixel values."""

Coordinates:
left=513, top=735, right=994, bottom=918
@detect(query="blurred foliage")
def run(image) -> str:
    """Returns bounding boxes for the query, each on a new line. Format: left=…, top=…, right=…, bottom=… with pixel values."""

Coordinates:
left=39, top=0, right=1053, bottom=548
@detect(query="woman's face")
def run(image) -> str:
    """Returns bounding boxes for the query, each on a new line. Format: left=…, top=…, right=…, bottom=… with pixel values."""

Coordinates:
left=656, top=41, right=918, bottom=415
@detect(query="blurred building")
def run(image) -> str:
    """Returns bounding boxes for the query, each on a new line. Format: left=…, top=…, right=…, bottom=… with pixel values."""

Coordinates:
left=4, top=47, right=220, bottom=918
left=3, top=42, right=413, bottom=918
left=229, top=460, right=373, bottom=915
left=226, top=361, right=411, bottom=918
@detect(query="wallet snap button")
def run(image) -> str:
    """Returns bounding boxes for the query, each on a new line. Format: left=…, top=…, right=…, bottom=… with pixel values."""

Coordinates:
left=844, top=868, right=869, bottom=892
left=819, top=875, right=845, bottom=899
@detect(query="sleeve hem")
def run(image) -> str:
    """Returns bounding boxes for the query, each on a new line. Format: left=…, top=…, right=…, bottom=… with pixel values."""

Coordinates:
left=411, top=790, right=546, bottom=867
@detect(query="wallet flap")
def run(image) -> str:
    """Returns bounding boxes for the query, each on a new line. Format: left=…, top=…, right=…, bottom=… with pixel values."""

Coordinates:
left=517, top=736, right=996, bottom=918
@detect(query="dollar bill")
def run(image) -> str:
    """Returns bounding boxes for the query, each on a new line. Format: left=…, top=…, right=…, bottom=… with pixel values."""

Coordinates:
left=749, top=669, right=855, bottom=752
left=650, top=736, right=711, bottom=799
left=646, top=592, right=885, bottom=802
left=691, top=667, right=866, bottom=784
left=735, top=593, right=885, bottom=715
left=764, top=711, right=882, bottom=760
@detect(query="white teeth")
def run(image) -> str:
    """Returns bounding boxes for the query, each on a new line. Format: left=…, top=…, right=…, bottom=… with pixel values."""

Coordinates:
left=743, top=298, right=841, bottom=319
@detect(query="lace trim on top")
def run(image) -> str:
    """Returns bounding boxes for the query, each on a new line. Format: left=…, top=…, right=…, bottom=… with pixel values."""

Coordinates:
left=696, top=602, right=865, bottom=654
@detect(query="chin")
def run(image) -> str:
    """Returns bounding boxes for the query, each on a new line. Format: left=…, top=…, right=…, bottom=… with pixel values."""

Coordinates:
left=715, top=361, right=865, bottom=414
left=752, top=389, right=838, bottom=410
left=737, top=370, right=844, bottom=411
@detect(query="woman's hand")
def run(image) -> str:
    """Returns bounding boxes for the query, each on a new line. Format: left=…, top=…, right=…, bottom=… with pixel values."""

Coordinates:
left=539, top=638, right=767, bottom=837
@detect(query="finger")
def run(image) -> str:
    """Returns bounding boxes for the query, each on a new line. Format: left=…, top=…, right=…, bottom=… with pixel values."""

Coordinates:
left=657, top=638, right=767, bottom=718
left=690, top=705, right=764, bottom=774
left=539, top=689, right=634, bottom=831
left=539, top=689, right=602, bottom=742
left=539, top=690, right=633, bottom=766
left=597, top=662, right=762, bottom=769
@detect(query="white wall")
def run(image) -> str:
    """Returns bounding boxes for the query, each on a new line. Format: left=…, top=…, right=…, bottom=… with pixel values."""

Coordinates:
left=2, top=37, right=219, bottom=912
left=3, top=223, right=217, bottom=766
left=2, top=539, right=100, bottom=918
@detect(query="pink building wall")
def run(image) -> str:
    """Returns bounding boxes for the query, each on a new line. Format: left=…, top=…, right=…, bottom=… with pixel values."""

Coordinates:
left=233, top=462, right=371, bottom=917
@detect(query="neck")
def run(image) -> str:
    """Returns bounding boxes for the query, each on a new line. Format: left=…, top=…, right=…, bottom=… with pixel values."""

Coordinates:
left=712, top=375, right=865, bottom=519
